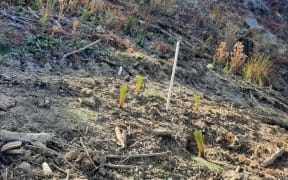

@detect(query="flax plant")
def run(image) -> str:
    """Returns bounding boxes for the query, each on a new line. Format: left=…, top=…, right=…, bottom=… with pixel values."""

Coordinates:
left=194, top=130, right=205, bottom=157
left=135, top=75, right=144, bottom=93
left=194, top=95, right=200, bottom=111
left=119, top=85, right=128, bottom=108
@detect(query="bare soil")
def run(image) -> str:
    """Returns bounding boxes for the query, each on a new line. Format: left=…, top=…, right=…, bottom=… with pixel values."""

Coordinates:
left=0, top=0, right=288, bottom=179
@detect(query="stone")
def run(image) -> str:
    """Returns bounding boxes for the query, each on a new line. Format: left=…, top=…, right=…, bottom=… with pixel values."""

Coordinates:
left=0, top=95, right=16, bottom=111
left=18, top=162, right=31, bottom=172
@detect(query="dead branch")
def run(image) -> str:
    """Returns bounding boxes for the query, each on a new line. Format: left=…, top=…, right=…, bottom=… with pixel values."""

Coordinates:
left=104, top=164, right=136, bottom=169
left=79, top=137, right=98, bottom=170
left=106, top=151, right=171, bottom=163
left=24, top=142, right=75, bottom=170
left=261, top=147, right=286, bottom=167
left=0, top=130, right=53, bottom=144
left=60, top=39, right=101, bottom=63
left=0, top=10, right=29, bottom=25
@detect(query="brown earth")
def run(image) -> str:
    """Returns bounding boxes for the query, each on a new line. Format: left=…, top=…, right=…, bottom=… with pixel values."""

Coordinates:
left=0, top=0, right=288, bottom=179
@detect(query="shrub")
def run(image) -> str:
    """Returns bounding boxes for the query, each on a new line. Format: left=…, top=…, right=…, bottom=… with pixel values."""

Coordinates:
left=242, top=54, right=272, bottom=86
left=230, top=41, right=247, bottom=73
left=214, top=41, right=229, bottom=67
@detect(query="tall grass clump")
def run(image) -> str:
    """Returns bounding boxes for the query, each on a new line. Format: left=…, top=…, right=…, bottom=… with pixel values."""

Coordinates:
left=193, top=130, right=205, bottom=157
left=242, top=54, right=272, bottom=86
left=229, top=41, right=247, bottom=73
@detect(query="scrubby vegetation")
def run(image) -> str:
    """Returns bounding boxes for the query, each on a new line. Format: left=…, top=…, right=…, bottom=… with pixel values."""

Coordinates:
left=0, top=0, right=287, bottom=179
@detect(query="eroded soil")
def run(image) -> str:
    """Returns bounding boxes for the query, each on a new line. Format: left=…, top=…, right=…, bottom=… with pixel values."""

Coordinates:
left=0, top=0, right=288, bottom=179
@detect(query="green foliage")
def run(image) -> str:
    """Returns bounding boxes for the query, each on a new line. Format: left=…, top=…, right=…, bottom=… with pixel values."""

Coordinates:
left=192, top=156, right=223, bottom=171
left=31, top=0, right=42, bottom=10
left=135, top=75, right=144, bottom=93
left=193, top=130, right=204, bottom=157
left=194, top=94, right=201, bottom=110
left=0, top=43, right=9, bottom=55
left=26, top=35, right=59, bottom=53
left=123, top=16, right=136, bottom=35
left=119, top=85, right=128, bottom=108
left=144, top=91, right=166, bottom=101
left=166, top=37, right=176, bottom=46
left=136, top=30, right=145, bottom=46
left=38, top=0, right=56, bottom=29
left=242, top=54, right=272, bottom=86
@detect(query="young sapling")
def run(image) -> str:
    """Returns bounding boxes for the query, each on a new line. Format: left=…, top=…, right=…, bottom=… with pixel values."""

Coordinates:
left=135, top=75, right=144, bottom=93
left=193, top=130, right=205, bottom=157
left=119, top=85, right=128, bottom=108
left=194, top=94, right=201, bottom=110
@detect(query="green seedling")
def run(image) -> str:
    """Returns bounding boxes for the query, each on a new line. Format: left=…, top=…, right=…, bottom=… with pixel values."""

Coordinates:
left=194, top=94, right=201, bottom=110
left=192, top=156, right=223, bottom=171
left=193, top=130, right=204, bottom=157
left=135, top=75, right=144, bottom=93
left=119, top=85, right=128, bottom=108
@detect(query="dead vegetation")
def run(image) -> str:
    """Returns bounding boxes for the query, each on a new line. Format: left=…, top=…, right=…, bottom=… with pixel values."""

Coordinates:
left=0, top=0, right=287, bottom=179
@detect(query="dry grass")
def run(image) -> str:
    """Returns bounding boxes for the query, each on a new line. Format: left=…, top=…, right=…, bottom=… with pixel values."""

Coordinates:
left=230, top=41, right=247, bottom=73
left=242, top=54, right=272, bottom=86
left=214, top=41, right=229, bottom=67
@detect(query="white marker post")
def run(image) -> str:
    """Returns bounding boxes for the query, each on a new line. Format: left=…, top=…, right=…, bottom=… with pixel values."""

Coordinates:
left=166, top=41, right=180, bottom=111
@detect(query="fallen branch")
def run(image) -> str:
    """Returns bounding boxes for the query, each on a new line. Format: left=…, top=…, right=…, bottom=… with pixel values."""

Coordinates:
left=60, top=39, right=101, bottom=63
left=24, top=142, right=75, bottom=170
left=104, top=164, right=136, bottom=169
left=0, top=10, right=29, bottom=25
left=106, top=151, right=171, bottom=163
left=79, top=137, right=98, bottom=170
left=0, top=130, right=53, bottom=144
left=261, top=147, right=286, bottom=167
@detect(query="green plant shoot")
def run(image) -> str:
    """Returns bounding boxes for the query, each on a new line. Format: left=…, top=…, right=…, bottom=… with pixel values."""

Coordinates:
left=119, top=85, right=128, bottom=108
left=194, top=95, right=201, bottom=110
left=193, top=130, right=204, bottom=157
left=135, top=75, right=144, bottom=93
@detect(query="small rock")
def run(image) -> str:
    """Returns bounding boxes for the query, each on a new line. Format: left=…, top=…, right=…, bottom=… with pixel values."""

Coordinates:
left=18, top=162, right=31, bottom=172
left=79, top=97, right=96, bottom=107
left=42, top=162, right=53, bottom=175
left=206, top=63, right=214, bottom=70
left=80, top=88, right=94, bottom=97
left=1, top=141, right=22, bottom=152
left=0, top=95, right=16, bottom=111
left=98, top=167, right=106, bottom=176
left=81, top=78, right=95, bottom=88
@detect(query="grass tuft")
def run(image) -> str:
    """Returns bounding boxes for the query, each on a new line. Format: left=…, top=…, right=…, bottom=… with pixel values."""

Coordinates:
left=242, top=54, right=272, bottom=86
left=119, top=85, right=128, bottom=108
left=193, top=130, right=204, bottom=157
left=135, top=75, right=144, bottom=93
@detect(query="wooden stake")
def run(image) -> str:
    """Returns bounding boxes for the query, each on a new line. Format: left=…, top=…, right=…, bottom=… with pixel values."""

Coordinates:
left=166, top=41, right=180, bottom=110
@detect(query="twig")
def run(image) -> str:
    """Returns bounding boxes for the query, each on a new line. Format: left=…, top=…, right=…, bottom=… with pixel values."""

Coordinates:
left=65, top=169, right=70, bottom=180
left=104, top=164, right=136, bottom=169
left=79, top=137, right=98, bottom=170
left=24, top=143, right=75, bottom=170
left=0, top=10, right=29, bottom=25
left=50, top=163, right=67, bottom=175
left=106, top=151, right=171, bottom=163
left=261, top=147, right=286, bottom=167
left=60, top=39, right=101, bottom=63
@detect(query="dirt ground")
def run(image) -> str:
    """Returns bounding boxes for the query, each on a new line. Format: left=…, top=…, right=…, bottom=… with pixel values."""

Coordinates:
left=0, top=0, right=288, bottom=179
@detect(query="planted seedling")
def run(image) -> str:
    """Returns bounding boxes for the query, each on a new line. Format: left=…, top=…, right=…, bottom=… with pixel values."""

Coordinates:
left=135, top=75, right=144, bottom=93
left=194, top=94, right=201, bottom=110
left=119, top=85, right=128, bottom=108
left=194, top=130, right=204, bottom=157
